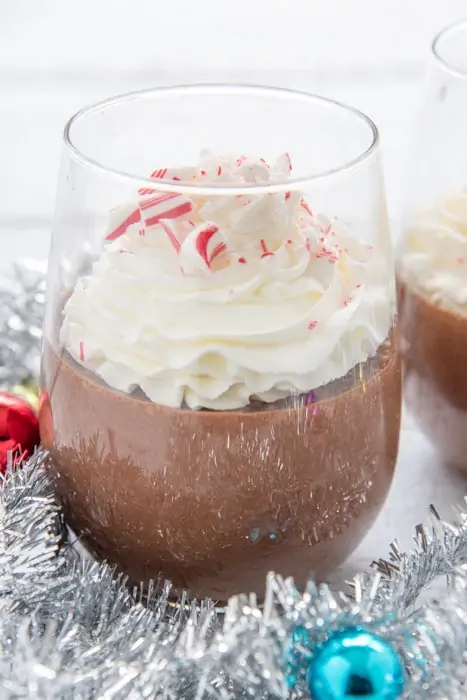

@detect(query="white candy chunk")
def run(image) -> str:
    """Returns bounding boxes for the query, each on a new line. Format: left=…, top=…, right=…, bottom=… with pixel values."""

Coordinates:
left=274, top=152, right=293, bottom=175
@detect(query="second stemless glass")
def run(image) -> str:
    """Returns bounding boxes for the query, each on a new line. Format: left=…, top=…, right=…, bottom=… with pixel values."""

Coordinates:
left=39, top=85, right=401, bottom=601
left=397, top=21, right=467, bottom=469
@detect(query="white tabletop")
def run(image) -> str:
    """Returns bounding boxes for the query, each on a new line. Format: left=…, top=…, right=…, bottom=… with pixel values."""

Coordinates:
left=2, top=0, right=467, bottom=585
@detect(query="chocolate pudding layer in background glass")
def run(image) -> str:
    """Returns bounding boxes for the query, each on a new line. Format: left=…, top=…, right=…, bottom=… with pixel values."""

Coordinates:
left=40, top=85, right=401, bottom=601
left=397, top=21, right=467, bottom=471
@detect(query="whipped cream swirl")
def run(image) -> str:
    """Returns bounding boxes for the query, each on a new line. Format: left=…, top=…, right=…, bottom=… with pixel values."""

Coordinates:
left=399, top=188, right=467, bottom=314
left=61, top=152, right=393, bottom=410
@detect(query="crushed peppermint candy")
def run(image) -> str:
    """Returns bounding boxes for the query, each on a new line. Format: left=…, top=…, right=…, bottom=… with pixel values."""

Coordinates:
left=103, top=152, right=359, bottom=280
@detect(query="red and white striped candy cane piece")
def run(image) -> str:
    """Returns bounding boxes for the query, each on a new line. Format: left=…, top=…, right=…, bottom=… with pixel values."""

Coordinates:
left=106, top=192, right=193, bottom=241
left=158, top=220, right=181, bottom=254
left=179, top=223, right=228, bottom=274
left=106, top=205, right=143, bottom=241
left=139, top=192, right=193, bottom=228
left=138, top=167, right=198, bottom=195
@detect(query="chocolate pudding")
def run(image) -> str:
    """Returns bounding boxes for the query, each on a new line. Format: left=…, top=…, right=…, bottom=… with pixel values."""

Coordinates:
left=41, top=338, right=401, bottom=601
left=398, top=282, right=467, bottom=470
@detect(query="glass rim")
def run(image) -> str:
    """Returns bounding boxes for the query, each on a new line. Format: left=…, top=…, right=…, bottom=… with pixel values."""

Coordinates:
left=432, top=18, right=467, bottom=80
left=63, top=84, right=379, bottom=196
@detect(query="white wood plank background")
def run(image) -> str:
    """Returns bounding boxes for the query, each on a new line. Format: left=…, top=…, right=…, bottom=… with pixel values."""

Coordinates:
left=1, top=0, right=466, bottom=588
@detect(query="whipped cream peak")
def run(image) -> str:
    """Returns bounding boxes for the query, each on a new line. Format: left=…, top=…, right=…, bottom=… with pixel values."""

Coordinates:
left=61, top=152, right=392, bottom=410
left=399, top=188, right=467, bottom=313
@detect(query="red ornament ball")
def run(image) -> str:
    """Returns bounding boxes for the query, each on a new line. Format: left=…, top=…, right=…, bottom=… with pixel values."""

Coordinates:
left=0, top=392, right=40, bottom=474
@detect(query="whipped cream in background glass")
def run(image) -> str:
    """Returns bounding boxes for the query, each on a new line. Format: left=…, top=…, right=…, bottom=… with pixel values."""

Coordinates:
left=398, top=188, right=467, bottom=314
left=60, top=152, right=393, bottom=410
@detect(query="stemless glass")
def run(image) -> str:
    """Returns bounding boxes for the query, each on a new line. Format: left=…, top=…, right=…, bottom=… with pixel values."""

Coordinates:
left=39, top=85, right=401, bottom=601
left=397, top=21, right=467, bottom=470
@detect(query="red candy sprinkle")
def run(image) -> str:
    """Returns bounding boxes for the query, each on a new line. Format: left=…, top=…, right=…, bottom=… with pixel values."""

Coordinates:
left=260, top=239, right=274, bottom=258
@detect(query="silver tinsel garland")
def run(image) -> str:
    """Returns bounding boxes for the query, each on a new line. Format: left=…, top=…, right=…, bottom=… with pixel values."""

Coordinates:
left=0, top=261, right=467, bottom=698
left=0, top=259, right=45, bottom=390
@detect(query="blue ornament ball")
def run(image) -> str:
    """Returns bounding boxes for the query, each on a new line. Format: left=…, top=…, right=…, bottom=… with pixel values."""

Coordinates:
left=307, top=628, right=404, bottom=700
